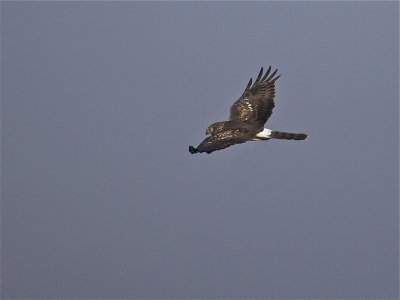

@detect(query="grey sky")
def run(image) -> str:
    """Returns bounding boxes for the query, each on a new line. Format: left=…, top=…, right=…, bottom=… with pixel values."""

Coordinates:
left=2, top=1, right=398, bottom=299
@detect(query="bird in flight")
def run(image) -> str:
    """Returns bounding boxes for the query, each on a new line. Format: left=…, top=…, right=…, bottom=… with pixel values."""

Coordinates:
left=189, top=66, right=308, bottom=154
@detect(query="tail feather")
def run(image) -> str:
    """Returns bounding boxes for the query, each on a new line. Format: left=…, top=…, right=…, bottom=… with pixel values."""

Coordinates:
left=270, top=131, right=308, bottom=140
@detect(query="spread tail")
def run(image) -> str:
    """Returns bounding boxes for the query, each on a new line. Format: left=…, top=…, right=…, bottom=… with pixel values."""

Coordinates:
left=270, top=131, right=308, bottom=140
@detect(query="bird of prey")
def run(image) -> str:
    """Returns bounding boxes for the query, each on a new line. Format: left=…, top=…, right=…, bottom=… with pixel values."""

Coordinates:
left=189, top=66, right=308, bottom=154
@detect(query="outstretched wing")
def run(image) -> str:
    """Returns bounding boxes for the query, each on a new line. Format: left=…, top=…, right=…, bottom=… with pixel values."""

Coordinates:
left=189, top=129, right=255, bottom=154
left=229, top=66, right=280, bottom=127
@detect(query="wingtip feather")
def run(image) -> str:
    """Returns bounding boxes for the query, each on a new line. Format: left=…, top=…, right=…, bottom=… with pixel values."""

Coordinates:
left=245, top=78, right=252, bottom=91
left=253, top=67, right=264, bottom=85
left=262, top=66, right=272, bottom=80
left=266, top=69, right=278, bottom=81
left=189, top=146, right=198, bottom=154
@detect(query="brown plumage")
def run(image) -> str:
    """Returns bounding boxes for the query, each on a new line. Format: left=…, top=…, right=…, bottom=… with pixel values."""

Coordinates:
left=189, top=66, right=308, bottom=154
left=229, top=66, right=279, bottom=127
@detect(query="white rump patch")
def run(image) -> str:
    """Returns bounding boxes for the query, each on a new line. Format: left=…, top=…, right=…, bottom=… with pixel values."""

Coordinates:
left=253, top=128, right=272, bottom=140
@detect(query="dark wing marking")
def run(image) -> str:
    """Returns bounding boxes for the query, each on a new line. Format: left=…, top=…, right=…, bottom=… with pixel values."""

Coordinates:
left=229, top=66, right=280, bottom=127
left=189, top=129, right=254, bottom=154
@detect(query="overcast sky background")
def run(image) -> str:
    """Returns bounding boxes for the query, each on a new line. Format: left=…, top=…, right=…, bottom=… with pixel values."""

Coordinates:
left=2, top=2, right=399, bottom=299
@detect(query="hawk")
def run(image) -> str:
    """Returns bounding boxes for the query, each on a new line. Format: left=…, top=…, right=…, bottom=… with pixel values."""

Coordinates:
left=189, top=66, right=308, bottom=154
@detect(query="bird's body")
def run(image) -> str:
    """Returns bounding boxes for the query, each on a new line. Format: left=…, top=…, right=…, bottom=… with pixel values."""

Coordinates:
left=189, top=66, right=308, bottom=154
